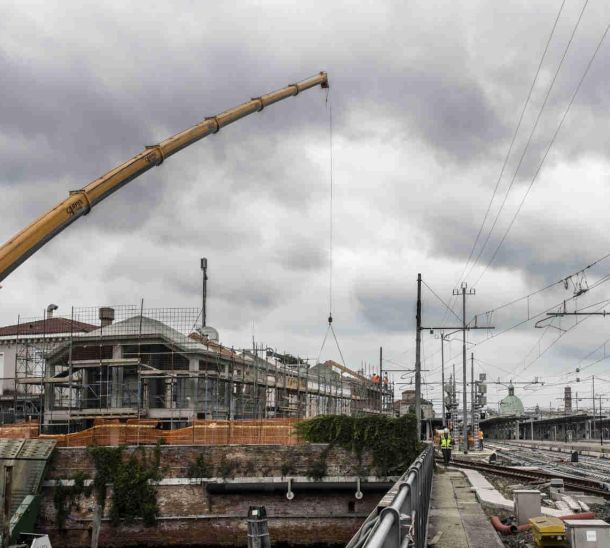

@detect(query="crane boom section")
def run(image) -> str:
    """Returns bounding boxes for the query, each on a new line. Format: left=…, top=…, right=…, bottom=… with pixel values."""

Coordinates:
left=0, top=72, right=328, bottom=282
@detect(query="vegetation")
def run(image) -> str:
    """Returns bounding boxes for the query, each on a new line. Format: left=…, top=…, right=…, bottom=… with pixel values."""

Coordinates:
left=85, top=443, right=162, bottom=527
left=295, top=414, right=421, bottom=476
left=109, top=447, right=161, bottom=526
left=280, top=455, right=297, bottom=477
left=305, top=446, right=329, bottom=480
left=53, top=472, right=91, bottom=529
left=187, top=452, right=214, bottom=478
left=218, top=455, right=239, bottom=479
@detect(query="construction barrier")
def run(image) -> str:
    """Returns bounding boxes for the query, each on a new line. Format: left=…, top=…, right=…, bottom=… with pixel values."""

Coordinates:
left=0, top=418, right=302, bottom=447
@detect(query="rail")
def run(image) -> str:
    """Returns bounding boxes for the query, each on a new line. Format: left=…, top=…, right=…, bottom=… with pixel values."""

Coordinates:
left=346, top=444, right=434, bottom=548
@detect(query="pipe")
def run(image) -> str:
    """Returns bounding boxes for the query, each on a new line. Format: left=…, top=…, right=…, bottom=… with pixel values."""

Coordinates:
left=206, top=480, right=393, bottom=495
left=490, top=512, right=595, bottom=535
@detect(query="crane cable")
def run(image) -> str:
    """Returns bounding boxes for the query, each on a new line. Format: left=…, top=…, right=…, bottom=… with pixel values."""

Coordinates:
left=317, top=89, right=348, bottom=366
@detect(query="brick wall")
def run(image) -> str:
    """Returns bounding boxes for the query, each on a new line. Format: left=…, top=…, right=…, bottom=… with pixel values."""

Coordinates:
left=40, top=444, right=380, bottom=546
left=45, top=443, right=374, bottom=479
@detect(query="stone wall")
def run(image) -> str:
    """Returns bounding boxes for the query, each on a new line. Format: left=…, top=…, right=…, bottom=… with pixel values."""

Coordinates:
left=39, top=444, right=380, bottom=546
left=45, top=443, right=374, bottom=479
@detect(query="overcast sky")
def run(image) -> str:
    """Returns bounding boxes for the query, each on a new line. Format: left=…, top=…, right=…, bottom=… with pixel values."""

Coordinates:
left=1, top=0, right=610, bottom=413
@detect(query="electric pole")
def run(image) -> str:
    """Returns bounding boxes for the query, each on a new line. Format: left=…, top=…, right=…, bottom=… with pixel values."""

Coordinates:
left=379, top=346, right=383, bottom=414
left=453, top=282, right=476, bottom=454
left=200, top=257, right=208, bottom=328
left=441, top=334, right=446, bottom=427
left=452, top=363, right=456, bottom=437
left=415, top=273, right=422, bottom=439
left=599, top=394, right=604, bottom=451
left=591, top=375, right=595, bottom=438
left=471, top=352, right=474, bottom=450
left=417, top=277, right=492, bottom=446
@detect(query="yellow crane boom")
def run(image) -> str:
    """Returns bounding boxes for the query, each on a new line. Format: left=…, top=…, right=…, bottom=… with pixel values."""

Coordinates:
left=0, top=72, right=329, bottom=282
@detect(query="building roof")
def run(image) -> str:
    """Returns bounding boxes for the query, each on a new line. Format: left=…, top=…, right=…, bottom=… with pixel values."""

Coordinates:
left=45, top=315, right=252, bottom=365
left=0, top=317, right=97, bottom=337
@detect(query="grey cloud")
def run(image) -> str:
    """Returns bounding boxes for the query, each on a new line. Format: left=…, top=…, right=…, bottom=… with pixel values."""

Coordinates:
left=2, top=0, right=610, bottom=413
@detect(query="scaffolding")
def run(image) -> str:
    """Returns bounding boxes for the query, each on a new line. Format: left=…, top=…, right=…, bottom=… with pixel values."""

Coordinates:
left=5, top=305, right=394, bottom=434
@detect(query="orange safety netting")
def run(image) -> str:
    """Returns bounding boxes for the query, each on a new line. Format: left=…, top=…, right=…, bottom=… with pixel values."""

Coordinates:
left=0, top=418, right=302, bottom=447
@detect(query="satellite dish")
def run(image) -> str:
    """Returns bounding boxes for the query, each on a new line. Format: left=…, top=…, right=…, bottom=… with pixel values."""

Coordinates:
left=198, top=326, right=219, bottom=341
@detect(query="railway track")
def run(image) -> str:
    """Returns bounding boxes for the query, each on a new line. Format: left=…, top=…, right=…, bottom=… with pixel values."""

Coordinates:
left=442, top=457, right=610, bottom=499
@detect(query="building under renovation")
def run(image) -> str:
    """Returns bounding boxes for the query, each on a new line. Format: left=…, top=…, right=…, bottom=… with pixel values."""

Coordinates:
left=2, top=305, right=394, bottom=433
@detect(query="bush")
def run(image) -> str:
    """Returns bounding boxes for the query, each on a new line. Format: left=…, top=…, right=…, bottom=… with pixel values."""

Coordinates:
left=86, top=443, right=162, bottom=527
left=295, top=414, right=421, bottom=476
left=187, top=453, right=213, bottom=479
left=53, top=472, right=91, bottom=529
left=217, top=455, right=238, bottom=479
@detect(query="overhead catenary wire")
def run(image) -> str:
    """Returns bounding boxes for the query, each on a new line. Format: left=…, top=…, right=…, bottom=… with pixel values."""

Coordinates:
left=466, top=0, right=591, bottom=285
left=474, top=251, right=610, bottom=320
left=476, top=272, right=610, bottom=346
left=422, top=280, right=463, bottom=324
left=457, top=0, right=567, bottom=287
left=514, top=297, right=610, bottom=376
left=439, top=1, right=570, bottom=328
left=474, top=16, right=610, bottom=286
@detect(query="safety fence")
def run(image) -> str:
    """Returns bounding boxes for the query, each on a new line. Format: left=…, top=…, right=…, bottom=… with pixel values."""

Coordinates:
left=0, top=418, right=301, bottom=446
left=346, top=443, right=434, bottom=548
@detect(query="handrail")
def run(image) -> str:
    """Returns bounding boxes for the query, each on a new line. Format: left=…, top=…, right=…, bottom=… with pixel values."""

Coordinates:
left=346, top=443, right=434, bottom=548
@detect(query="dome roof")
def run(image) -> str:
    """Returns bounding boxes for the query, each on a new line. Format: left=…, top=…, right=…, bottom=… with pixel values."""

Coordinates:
left=499, top=394, right=524, bottom=416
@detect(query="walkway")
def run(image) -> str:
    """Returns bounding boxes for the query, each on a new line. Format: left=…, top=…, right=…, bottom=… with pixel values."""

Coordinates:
left=427, top=469, right=504, bottom=548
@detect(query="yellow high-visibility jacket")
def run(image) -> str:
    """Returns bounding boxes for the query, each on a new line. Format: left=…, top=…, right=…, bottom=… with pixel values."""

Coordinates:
left=440, top=435, right=452, bottom=448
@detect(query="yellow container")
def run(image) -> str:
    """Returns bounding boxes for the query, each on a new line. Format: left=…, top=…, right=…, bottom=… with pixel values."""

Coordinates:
left=529, top=516, right=566, bottom=547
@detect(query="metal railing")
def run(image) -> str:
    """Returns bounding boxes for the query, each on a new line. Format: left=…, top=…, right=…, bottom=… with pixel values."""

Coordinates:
left=346, top=444, right=434, bottom=548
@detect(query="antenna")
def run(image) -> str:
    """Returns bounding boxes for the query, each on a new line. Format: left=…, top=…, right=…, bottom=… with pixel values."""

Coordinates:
left=200, top=258, right=208, bottom=328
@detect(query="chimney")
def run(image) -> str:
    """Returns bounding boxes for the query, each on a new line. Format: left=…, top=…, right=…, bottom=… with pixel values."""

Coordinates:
left=46, top=304, right=58, bottom=319
left=99, top=307, right=115, bottom=327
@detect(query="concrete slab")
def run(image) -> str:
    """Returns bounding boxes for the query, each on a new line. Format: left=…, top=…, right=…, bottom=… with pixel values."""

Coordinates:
left=427, top=471, right=504, bottom=548
left=461, top=469, right=565, bottom=517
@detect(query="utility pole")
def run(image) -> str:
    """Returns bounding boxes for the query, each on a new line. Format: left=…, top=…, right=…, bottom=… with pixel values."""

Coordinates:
left=471, top=352, right=474, bottom=451
left=379, top=346, right=383, bottom=414
left=418, top=279, right=492, bottom=449
left=591, top=375, right=595, bottom=438
left=599, top=394, right=604, bottom=446
left=415, top=273, right=422, bottom=440
left=453, top=282, right=476, bottom=454
left=200, top=257, right=208, bottom=328
left=441, top=335, right=446, bottom=428
left=452, top=364, right=456, bottom=439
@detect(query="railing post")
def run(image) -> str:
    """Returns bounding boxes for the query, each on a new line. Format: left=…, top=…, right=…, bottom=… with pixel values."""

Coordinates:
left=346, top=445, right=434, bottom=548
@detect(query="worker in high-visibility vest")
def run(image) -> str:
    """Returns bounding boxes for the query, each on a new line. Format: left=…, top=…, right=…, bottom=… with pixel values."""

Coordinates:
left=439, top=428, right=452, bottom=465
left=478, top=430, right=484, bottom=450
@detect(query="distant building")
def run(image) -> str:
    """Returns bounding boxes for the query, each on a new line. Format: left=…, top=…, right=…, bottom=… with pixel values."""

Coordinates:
left=0, top=305, right=396, bottom=432
left=0, top=313, right=96, bottom=420
left=394, top=389, right=435, bottom=419
left=499, top=383, right=524, bottom=416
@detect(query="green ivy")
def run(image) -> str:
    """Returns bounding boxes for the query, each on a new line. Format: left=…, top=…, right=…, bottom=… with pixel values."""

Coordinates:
left=305, top=446, right=330, bottom=480
left=87, top=446, right=123, bottom=508
left=295, top=414, right=421, bottom=476
left=186, top=452, right=213, bottom=479
left=53, top=472, right=91, bottom=530
left=86, top=443, right=162, bottom=527
left=217, top=455, right=238, bottom=479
